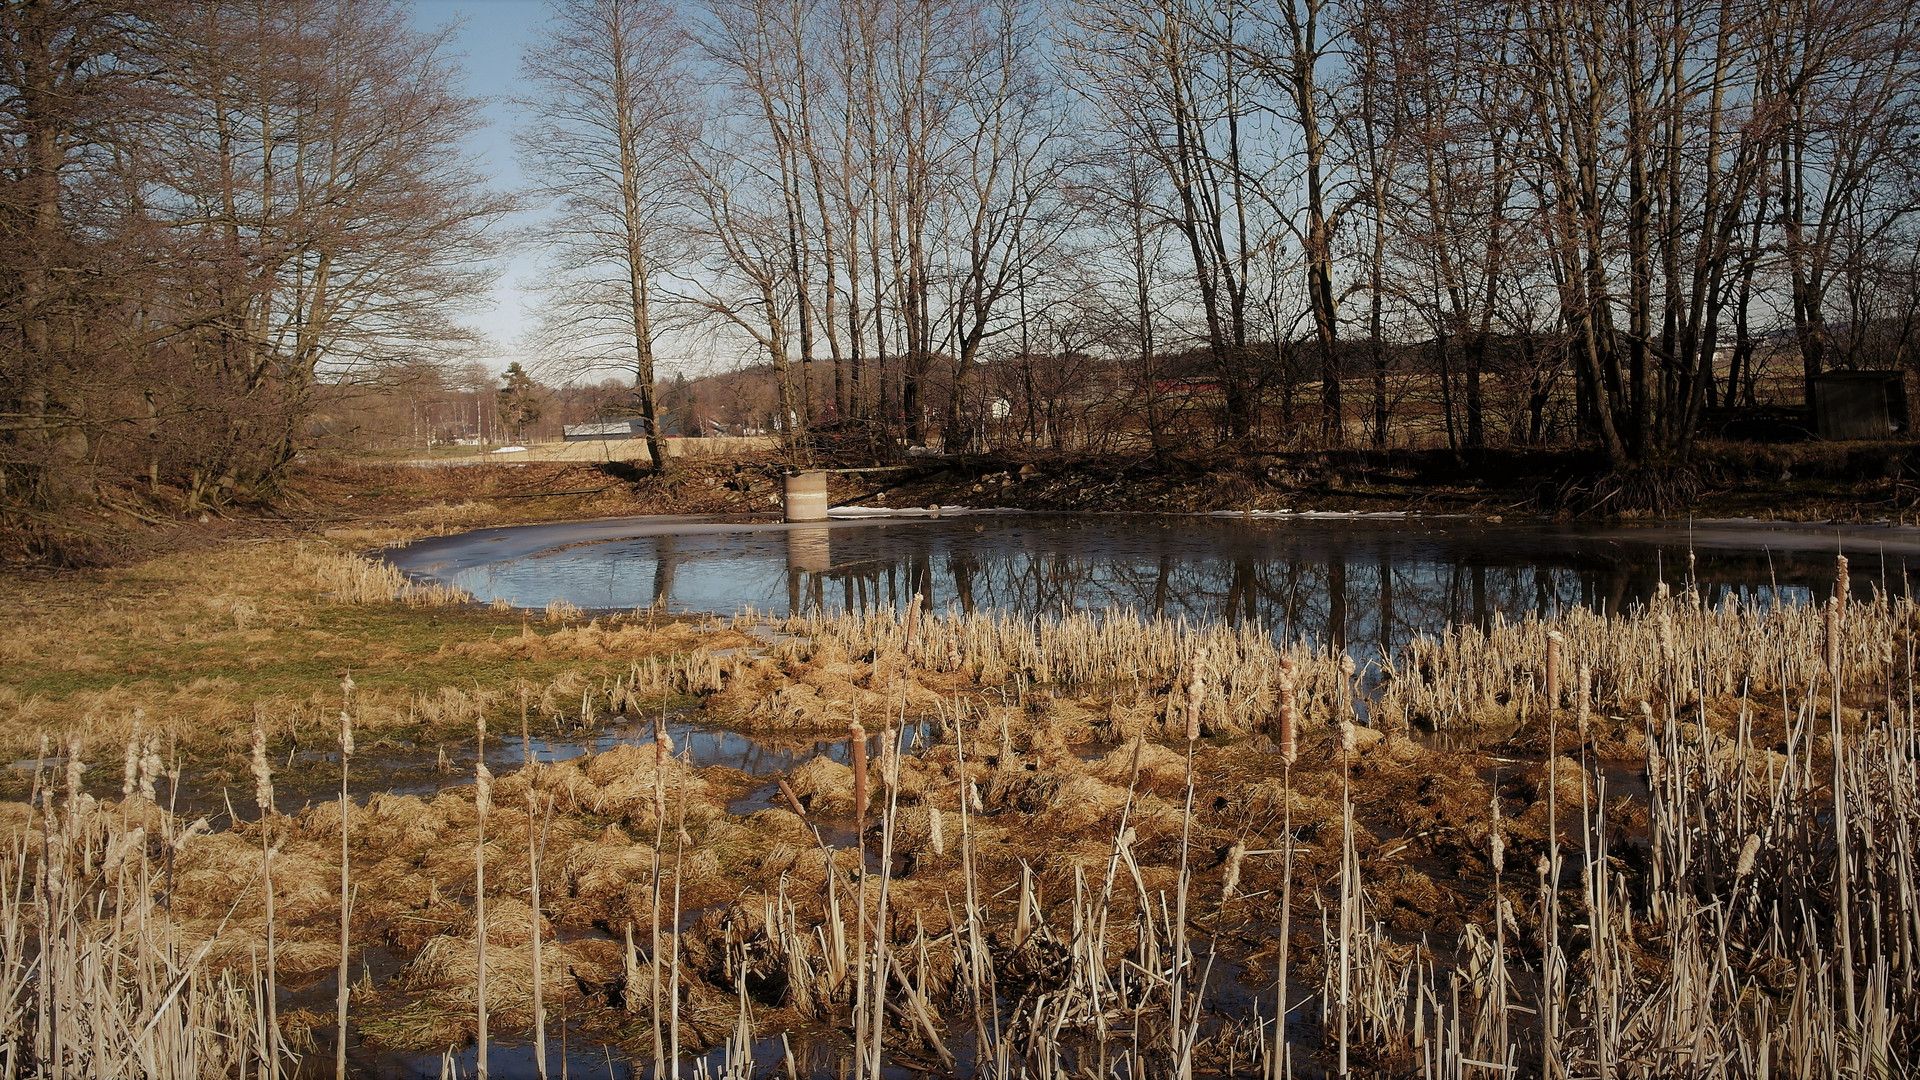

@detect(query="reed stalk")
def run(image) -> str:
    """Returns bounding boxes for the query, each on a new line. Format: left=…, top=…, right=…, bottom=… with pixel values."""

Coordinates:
left=336, top=676, right=354, bottom=1080
left=250, top=721, right=280, bottom=1080
left=474, top=712, right=491, bottom=1080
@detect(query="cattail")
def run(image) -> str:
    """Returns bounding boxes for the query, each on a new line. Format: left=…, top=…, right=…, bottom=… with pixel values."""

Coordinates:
left=778, top=778, right=807, bottom=817
left=65, top=735, right=85, bottom=812
left=1545, top=632, right=1564, bottom=705
left=1835, top=554, right=1849, bottom=618
left=652, top=729, right=672, bottom=823
left=1276, top=658, right=1299, bottom=766
left=1221, top=839, right=1246, bottom=902
left=967, top=781, right=984, bottom=814
left=122, top=725, right=140, bottom=798
left=1489, top=797, right=1504, bottom=875
left=475, top=759, right=493, bottom=821
left=251, top=723, right=273, bottom=814
left=245, top=721, right=285, bottom=1070
left=1825, top=598, right=1842, bottom=677
left=474, top=746, right=491, bottom=1080
left=1340, top=719, right=1358, bottom=757
left=1185, top=649, right=1209, bottom=740
left=849, top=722, right=868, bottom=824
left=138, top=732, right=161, bottom=802
left=1736, top=833, right=1761, bottom=878
left=880, top=724, right=901, bottom=788
left=928, top=806, right=945, bottom=856
left=336, top=704, right=354, bottom=1080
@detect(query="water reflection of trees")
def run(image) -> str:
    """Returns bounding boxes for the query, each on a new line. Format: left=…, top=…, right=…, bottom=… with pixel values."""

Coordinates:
left=464, top=521, right=1870, bottom=651
left=765, top=525, right=1856, bottom=657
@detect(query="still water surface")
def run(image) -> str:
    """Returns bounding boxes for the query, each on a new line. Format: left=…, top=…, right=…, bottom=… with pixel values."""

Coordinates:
left=389, top=513, right=1919, bottom=656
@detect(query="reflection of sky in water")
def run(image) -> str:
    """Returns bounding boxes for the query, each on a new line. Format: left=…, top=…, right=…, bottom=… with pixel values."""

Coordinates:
left=394, top=515, right=1918, bottom=658
left=500, top=718, right=937, bottom=776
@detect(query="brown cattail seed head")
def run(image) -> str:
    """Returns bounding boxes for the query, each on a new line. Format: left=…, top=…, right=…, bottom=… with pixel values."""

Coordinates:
left=849, top=723, right=869, bottom=822
left=928, top=806, right=945, bottom=855
left=1736, top=833, right=1761, bottom=878
left=886, top=725, right=905, bottom=786
left=250, top=724, right=273, bottom=814
left=1184, top=649, right=1209, bottom=741
left=474, top=760, right=493, bottom=820
left=1825, top=599, right=1842, bottom=676
left=1221, top=839, right=1246, bottom=902
left=1835, top=554, right=1849, bottom=615
left=1489, top=796, right=1504, bottom=874
left=138, top=733, right=161, bottom=801
left=1340, top=719, right=1358, bottom=757
left=339, top=710, right=354, bottom=758
left=123, top=729, right=140, bottom=798
left=1276, top=659, right=1298, bottom=766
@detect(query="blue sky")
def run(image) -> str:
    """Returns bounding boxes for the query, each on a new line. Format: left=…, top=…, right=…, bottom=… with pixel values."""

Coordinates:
left=409, top=0, right=548, bottom=361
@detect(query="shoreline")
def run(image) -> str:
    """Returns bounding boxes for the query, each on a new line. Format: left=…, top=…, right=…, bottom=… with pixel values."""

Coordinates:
left=6, top=437, right=1918, bottom=572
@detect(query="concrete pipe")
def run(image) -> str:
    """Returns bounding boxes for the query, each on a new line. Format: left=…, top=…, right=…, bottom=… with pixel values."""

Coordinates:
left=783, top=471, right=830, bottom=522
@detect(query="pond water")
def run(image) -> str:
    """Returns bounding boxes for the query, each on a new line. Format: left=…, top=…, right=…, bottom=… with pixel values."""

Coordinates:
left=388, top=512, right=1918, bottom=658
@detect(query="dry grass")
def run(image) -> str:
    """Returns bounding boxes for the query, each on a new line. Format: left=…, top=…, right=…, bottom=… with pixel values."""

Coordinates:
left=0, top=541, right=739, bottom=768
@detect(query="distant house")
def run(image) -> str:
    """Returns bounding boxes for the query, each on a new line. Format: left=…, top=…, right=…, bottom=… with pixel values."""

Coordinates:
left=562, top=417, right=648, bottom=442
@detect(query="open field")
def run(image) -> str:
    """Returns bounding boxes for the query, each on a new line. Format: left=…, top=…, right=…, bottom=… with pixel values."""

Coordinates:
left=0, top=532, right=1914, bottom=1077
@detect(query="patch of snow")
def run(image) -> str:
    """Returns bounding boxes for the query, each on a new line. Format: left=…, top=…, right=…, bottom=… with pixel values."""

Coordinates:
left=827, top=505, right=1025, bottom=519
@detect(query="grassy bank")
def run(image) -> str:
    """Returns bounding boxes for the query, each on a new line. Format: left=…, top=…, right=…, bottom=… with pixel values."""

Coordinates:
left=0, top=540, right=746, bottom=797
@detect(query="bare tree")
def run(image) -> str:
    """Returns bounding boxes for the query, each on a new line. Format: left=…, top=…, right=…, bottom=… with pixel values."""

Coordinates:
left=519, top=0, right=695, bottom=469
left=2, top=0, right=506, bottom=531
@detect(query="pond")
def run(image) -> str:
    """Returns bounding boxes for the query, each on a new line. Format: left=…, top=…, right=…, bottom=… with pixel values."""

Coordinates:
left=387, top=512, right=1917, bottom=658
